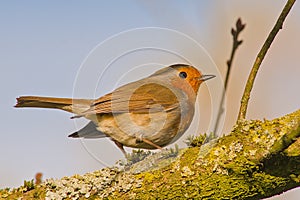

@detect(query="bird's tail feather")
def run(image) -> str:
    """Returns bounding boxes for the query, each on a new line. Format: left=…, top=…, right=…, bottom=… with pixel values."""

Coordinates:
left=15, top=96, right=93, bottom=114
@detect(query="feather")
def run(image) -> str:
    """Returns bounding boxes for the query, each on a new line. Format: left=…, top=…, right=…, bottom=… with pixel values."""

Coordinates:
left=68, top=121, right=108, bottom=138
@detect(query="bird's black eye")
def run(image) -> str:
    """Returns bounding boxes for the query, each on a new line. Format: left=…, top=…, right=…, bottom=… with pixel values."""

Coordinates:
left=179, top=71, right=187, bottom=79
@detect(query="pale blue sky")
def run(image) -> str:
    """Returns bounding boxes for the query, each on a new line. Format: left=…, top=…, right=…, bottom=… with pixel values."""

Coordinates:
left=0, top=1, right=299, bottom=199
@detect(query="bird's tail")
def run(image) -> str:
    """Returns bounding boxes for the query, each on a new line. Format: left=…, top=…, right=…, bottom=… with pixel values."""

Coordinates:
left=15, top=96, right=93, bottom=114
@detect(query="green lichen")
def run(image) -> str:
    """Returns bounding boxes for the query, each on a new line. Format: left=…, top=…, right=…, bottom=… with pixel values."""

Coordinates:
left=0, top=184, right=45, bottom=200
left=2, top=109, right=300, bottom=199
left=285, top=138, right=300, bottom=156
left=185, top=134, right=206, bottom=147
left=123, top=149, right=153, bottom=167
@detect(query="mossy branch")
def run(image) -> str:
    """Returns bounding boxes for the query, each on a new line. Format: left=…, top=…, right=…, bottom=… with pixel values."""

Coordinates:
left=237, top=0, right=296, bottom=121
left=3, top=109, right=300, bottom=199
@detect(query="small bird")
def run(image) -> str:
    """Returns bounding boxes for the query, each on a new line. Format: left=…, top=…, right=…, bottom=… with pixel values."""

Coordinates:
left=15, top=64, right=215, bottom=155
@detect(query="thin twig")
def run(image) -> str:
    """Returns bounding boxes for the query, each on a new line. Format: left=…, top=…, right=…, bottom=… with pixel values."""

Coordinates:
left=237, top=0, right=296, bottom=121
left=213, top=18, right=245, bottom=134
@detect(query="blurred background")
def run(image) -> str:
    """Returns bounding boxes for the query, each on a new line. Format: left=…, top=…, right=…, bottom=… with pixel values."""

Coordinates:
left=0, top=1, right=299, bottom=199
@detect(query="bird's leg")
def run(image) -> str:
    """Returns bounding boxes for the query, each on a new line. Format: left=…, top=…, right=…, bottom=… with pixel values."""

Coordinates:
left=135, top=134, right=162, bottom=150
left=113, top=140, right=127, bottom=156
left=142, top=138, right=163, bottom=150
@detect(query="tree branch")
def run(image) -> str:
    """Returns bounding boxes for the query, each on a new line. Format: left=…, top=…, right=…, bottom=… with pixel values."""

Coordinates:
left=214, top=18, right=245, bottom=134
left=3, top=110, right=300, bottom=199
left=237, top=0, right=296, bottom=121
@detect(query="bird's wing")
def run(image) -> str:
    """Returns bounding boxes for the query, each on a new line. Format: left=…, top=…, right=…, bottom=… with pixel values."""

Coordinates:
left=80, top=81, right=180, bottom=116
left=68, top=121, right=108, bottom=138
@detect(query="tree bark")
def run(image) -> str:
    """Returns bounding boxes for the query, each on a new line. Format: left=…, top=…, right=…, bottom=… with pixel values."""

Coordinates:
left=2, top=109, right=300, bottom=199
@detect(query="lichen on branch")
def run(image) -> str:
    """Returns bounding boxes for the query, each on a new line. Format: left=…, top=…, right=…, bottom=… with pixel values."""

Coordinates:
left=4, top=109, right=298, bottom=199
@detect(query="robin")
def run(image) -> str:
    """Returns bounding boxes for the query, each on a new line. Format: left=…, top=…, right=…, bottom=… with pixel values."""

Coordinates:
left=15, top=64, right=215, bottom=155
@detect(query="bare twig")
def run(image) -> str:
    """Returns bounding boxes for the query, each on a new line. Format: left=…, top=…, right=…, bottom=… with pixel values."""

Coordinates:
left=237, top=0, right=296, bottom=121
left=213, top=18, right=245, bottom=134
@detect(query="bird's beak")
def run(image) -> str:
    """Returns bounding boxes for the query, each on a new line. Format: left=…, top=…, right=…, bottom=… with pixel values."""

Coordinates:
left=199, top=74, right=216, bottom=81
